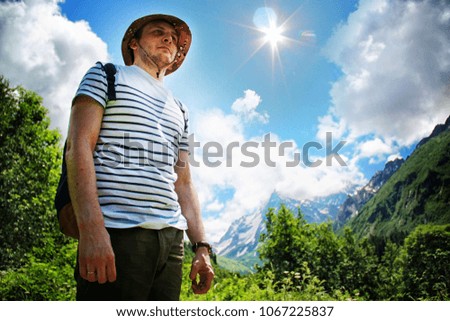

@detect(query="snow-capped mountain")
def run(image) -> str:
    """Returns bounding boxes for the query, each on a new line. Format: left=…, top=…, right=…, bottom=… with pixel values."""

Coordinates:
left=215, top=191, right=350, bottom=259
left=215, top=117, right=448, bottom=265
left=333, top=158, right=405, bottom=230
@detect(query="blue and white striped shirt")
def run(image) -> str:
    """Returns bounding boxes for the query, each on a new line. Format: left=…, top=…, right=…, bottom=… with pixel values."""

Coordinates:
left=75, top=62, right=189, bottom=230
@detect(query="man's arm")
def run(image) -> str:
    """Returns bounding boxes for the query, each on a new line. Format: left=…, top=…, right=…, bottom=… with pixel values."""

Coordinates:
left=175, top=151, right=214, bottom=294
left=66, top=95, right=116, bottom=284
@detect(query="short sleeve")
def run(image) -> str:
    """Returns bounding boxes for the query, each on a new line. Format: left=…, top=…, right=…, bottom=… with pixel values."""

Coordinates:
left=73, top=61, right=108, bottom=108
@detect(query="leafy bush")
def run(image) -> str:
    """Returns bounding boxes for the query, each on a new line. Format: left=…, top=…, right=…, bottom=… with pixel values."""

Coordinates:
left=402, top=224, right=450, bottom=300
left=255, top=206, right=449, bottom=300
left=375, top=241, right=404, bottom=300
left=0, top=238, right=77, bottom=300
left=180, top=258, right=356, bottom=301
left=257, top=206, right=378, bottom=298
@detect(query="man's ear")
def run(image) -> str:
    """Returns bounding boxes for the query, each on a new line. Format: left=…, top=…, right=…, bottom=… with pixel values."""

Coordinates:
left=129, top=38, right=138, bottom=51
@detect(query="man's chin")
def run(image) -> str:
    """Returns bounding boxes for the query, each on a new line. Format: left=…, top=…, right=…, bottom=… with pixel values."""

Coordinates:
left=154, top=54, right=176, bottom=68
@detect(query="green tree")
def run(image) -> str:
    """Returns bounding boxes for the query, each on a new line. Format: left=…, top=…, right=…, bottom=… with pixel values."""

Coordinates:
left=258, top=205, right=306, bottom=276
left=402, top=224, right=450, bottom=300
left=0, top=76, right=62, bottom=269
left=258, top=206, right=383, bottom=298
left=309, top=222, right=343, bottom=291
left=338, top=228, right=379, bottom=299
left=259, top=206, right=346, bottom=292
left=376, top=241, right=404, bottom=300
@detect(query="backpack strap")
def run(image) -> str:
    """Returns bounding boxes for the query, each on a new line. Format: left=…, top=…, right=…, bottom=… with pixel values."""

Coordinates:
left=101, top=62, right=117, bottom=101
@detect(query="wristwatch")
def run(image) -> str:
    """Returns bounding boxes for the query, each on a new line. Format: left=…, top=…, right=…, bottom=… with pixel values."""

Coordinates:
left=191, top=241, right=212, bottom=255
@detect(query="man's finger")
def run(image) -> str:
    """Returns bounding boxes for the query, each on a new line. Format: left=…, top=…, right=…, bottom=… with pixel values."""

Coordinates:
left=106, top=260, right=117, bottom=282
left=189, top=261, right=199, bottom=281
left=96, top=266, right=107, bottom=284
left=79, top=263, right=88, bottom=280
left=201, top=272, right=214, bottom=292
left=86, top=266, right=97, bottom=282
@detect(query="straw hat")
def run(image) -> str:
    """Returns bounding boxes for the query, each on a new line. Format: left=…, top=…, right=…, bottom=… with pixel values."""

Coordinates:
left=121, top=14, right=192, bottom=75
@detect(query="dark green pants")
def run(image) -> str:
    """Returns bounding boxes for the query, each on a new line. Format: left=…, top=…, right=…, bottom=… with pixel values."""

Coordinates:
left=75, top=227, right=184, bottom=301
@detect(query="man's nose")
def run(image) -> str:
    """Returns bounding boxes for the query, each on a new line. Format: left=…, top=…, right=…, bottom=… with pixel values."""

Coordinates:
left=162, top=33, right=172, bottom=44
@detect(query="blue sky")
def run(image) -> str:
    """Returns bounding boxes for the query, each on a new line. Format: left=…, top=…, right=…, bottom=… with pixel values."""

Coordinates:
left=1, top=0, right=449, bottom=241
left=59, top=0, right=357, bottom=142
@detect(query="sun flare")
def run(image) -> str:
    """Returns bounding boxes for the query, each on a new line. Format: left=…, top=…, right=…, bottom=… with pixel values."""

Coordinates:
left=233, top=6, right=313, bottom=76
left=262, top=24, right=284, bottom=48
left=253, top=7, right=285, bottom=50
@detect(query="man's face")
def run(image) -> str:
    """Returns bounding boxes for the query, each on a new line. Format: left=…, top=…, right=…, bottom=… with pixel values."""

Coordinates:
left=133, top=20, right=179, bottom=68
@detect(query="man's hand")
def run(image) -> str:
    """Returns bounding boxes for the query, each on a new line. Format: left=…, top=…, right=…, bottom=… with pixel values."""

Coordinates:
left=78, top=227, right=116, bottom=284
left=189, top=248, right=214, bottom=294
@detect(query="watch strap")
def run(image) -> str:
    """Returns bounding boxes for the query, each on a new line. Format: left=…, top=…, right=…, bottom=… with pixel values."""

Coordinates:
left=192, top=241, right=212, bottom=255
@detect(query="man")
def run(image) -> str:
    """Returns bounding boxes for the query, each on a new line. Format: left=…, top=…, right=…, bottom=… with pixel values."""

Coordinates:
left=65, top=14, right=214, bottom=300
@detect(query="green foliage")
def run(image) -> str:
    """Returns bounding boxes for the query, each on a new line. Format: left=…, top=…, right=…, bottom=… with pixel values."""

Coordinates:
left=215, top=255, right=253, bottom=274
left=258, top=205, right=306, bottom=275
left=225, top=251, right=260, bottom=272
left=181, top=240, right=350, bottom=301
left=182, top=206, right=365, bottom=300
left=0, top=76, right=76, bottom=301
left=258, top=206, right=375, bottom=297
left=0, top=76, right=63, bottom=269
left=376, top=241, right=404, bottom=300
left=338, top=228, right=379, bottom=299
left=180, top=255, right=356, bottom=301
left=254, top=206, right=449, bottom=300
left=0, top=236, right=77, bottom=300
left=402, top=224, right=450, bottom=300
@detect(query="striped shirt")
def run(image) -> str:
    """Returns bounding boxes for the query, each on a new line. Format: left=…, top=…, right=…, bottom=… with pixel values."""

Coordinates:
left=75, top=62, right=189, bottom=230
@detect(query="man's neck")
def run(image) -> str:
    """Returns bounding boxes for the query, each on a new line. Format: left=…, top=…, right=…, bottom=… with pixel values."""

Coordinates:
left=133, top=61, right=166, bottom=81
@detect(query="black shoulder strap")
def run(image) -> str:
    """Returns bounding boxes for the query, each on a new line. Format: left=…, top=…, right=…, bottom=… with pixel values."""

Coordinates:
left=102, top=62, right=117, bottom=101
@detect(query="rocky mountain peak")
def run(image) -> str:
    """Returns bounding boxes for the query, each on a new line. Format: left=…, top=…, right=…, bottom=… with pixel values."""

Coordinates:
left=416, top=115, right=450, bottom=148
left=334, top=157, right=404, bottom=229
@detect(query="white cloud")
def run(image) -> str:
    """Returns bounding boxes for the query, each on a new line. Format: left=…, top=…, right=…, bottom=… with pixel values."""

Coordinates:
left=231, top=89, right=269, bottom=124
left=316, top=112, right=347, bottom=141
left=205, top=199, right=225, bottom=212
left=191, top=91, right=365, bottom=242
left=356, top=137, right=394, bottom=164
left=0, top=0, right=108, bottom=137
left=191, top=107, right=243, bottom=145
left=321, top=0, right=450, bottom=147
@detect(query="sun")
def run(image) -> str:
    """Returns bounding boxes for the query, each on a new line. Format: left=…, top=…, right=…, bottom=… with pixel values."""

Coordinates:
left=233, top=6, right=313, bottom=76
left=262, top=24, right=284, bottom=49
left=253, top=7, right=285, bottom=50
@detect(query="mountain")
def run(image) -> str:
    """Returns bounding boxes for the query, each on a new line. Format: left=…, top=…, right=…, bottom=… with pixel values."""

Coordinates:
left=347, top=116, right=450, bottom=247
left=214, top=193, right=298, bottom=260
left=416, top=115, right=450, bottom=148
left=334, top=158, right=405, bottom=230
left=215, top=191, right=349, bottom=261
left=216, top=116, right=450, bottom=267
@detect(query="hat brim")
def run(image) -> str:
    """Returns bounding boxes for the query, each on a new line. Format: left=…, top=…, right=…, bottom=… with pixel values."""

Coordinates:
left=121, top=14, right=192, bottom=76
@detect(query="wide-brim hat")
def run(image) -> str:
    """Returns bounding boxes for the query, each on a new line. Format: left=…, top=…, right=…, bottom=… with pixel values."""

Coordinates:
left=121, top=14, right=192, bottom=75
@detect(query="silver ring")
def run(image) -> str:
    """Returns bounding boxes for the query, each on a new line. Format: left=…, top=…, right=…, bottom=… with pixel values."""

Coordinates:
left=87, top=271, right=96, bottom=275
